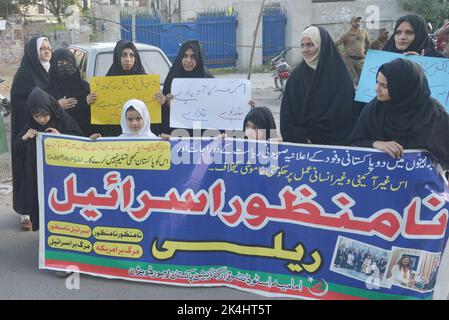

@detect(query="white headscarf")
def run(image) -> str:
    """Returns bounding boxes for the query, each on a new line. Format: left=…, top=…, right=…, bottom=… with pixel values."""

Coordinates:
left=300, top=26, right=321, bottom=70
left=120, top=99, right=159, bottom=139
left=36, top=37, right=51, bottom=72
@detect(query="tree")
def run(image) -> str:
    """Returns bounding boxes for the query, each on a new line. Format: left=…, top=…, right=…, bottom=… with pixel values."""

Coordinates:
left=1, top=1, right=24, bottom=18
left=26, top=0, right=74, bottom=22
left=399, top=0, right=449, bottom=28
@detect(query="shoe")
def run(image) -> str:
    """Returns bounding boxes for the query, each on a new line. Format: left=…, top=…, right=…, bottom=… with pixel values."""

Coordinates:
left=20, top=219, right=32, bottom=231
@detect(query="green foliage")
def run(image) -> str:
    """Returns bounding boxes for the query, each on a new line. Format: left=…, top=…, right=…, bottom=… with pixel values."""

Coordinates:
left=399, top=0, right=449, bottom=27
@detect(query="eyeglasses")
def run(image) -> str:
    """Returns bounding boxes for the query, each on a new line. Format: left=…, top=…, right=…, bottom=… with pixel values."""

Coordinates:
left=40, top=47, right=52, bottom=52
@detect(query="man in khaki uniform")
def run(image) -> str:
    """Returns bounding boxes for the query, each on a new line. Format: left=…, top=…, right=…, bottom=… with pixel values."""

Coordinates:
left=335, top=16, right=371, bottom=87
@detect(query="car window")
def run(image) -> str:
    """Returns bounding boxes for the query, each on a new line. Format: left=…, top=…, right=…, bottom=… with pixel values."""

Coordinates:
left=94, top=50, right=170, bottom=84
left=72, top=49, right=86, bottom=71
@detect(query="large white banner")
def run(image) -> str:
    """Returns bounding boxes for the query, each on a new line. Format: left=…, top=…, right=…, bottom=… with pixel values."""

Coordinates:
left=170, top=78, right=252, bottom=130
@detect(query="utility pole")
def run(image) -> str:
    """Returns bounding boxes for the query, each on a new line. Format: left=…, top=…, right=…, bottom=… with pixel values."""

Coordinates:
left=132, top=0, right=136, bottom=42
left=247, top=0, right=265, bottom=80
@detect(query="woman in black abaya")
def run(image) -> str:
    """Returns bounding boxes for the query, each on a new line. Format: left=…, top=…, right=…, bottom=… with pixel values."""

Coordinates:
left=46, top=48, right=93, bottom=136
left=280, top=26, right=357, bottom=145
left=349, top=58, right=449, bottom=169
left=14, top=87, right=83, bottom=231
left=87, top=40, right=146, bottom=137
left=153, top=40, right=214, bottom=136
left=383, top=14, right=445, bottom=57
left=10, top=36, right=52, bottom=231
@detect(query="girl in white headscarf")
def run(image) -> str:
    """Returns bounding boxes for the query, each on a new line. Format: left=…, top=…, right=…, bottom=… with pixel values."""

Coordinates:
left=120, top=99, right=159, bottom=138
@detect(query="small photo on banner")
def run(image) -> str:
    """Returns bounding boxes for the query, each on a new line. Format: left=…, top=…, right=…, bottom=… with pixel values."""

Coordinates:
left=355, top=50, right=449, bottom=112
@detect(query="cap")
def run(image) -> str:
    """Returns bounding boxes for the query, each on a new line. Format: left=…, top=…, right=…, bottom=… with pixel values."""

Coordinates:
left=351, top=16, right=362, bottom=23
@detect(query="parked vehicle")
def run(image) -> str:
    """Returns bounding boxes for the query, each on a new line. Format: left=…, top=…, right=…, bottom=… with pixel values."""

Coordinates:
left=68, top=42, right=172, bottom=87
left=271, top=47, right=292, bottom=92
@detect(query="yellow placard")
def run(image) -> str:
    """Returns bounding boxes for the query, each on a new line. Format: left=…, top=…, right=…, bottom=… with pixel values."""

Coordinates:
left=48, top=235, right=93, bottom=253
left=93, top=226, right=144, bottom=243
left=90, top=74, right=161, bottom=125
left=44, top=138, right=171, bottom=170
left=93, top=242, right=143, bottom=259
left=48, top=221, right=92, bottom=239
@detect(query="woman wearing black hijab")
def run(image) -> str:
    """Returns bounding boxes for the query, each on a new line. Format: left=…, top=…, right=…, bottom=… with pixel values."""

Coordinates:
left=243, top=106, right=279, bottom=141
left=106, top=40, right=146, bottom=76
left=46, top=48, right=93, bottom=136
left=14, top=87, right=83, bottom=231
left=349, top=58, right=449, bottom=169
left=153, top=40, right=214, bottom=136
left=383, top=14, right=445, bottom=57
left=87, top=40, right=146, bottom=137
left=280, top=26, right=356, bottom=145
left=10, top=36, right=52, bottom=231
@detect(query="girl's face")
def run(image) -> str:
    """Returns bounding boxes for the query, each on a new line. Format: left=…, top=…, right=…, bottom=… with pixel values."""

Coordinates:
left=39, top=40, right=52, bottom=62
left=245, top=121, right=266, bottom=140
left=121, top=48, right=136, bottom=71
left=300, top=37, right=319, bottom=61
left=395, top=21, right=415, bottom=51
left=182, top=48, right=197, bottom=72
left=375, top=72, right=392, bottom=102
left=33, top=113, right=51, bottom=126
left=126, top=109, right=144, bottom=132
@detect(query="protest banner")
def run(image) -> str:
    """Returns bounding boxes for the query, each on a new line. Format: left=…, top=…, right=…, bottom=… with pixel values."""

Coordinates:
left=90, top=75, right=161, bottom=125
left=355, top=50, right=449, bottom=111
left=170, top=78, right=252, bottom=130
left=37, top=134, right=449, bottom=299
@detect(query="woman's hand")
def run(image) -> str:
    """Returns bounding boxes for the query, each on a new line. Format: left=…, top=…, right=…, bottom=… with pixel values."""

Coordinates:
left=403, top=49, right=425, bottom=56
left=22, top=129, right=37, bottom=141
left=90, top=133, right=102, bottom=140
left=155, top=93, right=167, bottom=105
left=249, top=100, right=256, bottom=109
left=159, top=133, right=171, bottom=141
left=86, top=92, right=98, bottom=105
left=373, top=140, right=404, bottom=159
left=58, top=96, right=78, bottom=110
left=45, top=127, right=60, bottom=135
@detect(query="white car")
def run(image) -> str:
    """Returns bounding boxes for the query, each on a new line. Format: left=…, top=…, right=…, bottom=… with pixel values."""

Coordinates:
left=68, top=42, right=172, bottom=86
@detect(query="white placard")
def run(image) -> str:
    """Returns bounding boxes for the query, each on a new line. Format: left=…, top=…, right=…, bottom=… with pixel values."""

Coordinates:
left=170, top=78, right=252, bottom=130
left=0, top=20, right=6, bottom=31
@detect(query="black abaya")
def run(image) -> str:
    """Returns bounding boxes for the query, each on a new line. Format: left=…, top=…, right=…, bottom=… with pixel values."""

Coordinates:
left=46, top=48, right=93, bottom=136
left=14, top=87, right=82, bottom=231
left=280, top=27, right=357, bottom=145
left=349, top=59, right=449, bottom=169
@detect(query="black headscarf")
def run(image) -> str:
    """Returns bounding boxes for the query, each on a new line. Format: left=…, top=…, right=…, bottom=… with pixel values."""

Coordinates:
left=106, top=40, right=146, bottom=76
left=383, top=15, right=445, bottom=57
left=10, top=36, right=51, bottom=140
left=155, top=40, right=214, bottom=135
left=162, top=40, right=214, bottom=95
left=349, top=58, right=449, bottom=169
left=23, top=87, right=82, bottom=135
left=243, top=107, right=278, bottom=140
left=13, top=87, right=83, bottom=230
left=280, top=26, right=356, bottom=145
left=46, top=49, right=92, bottom=135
